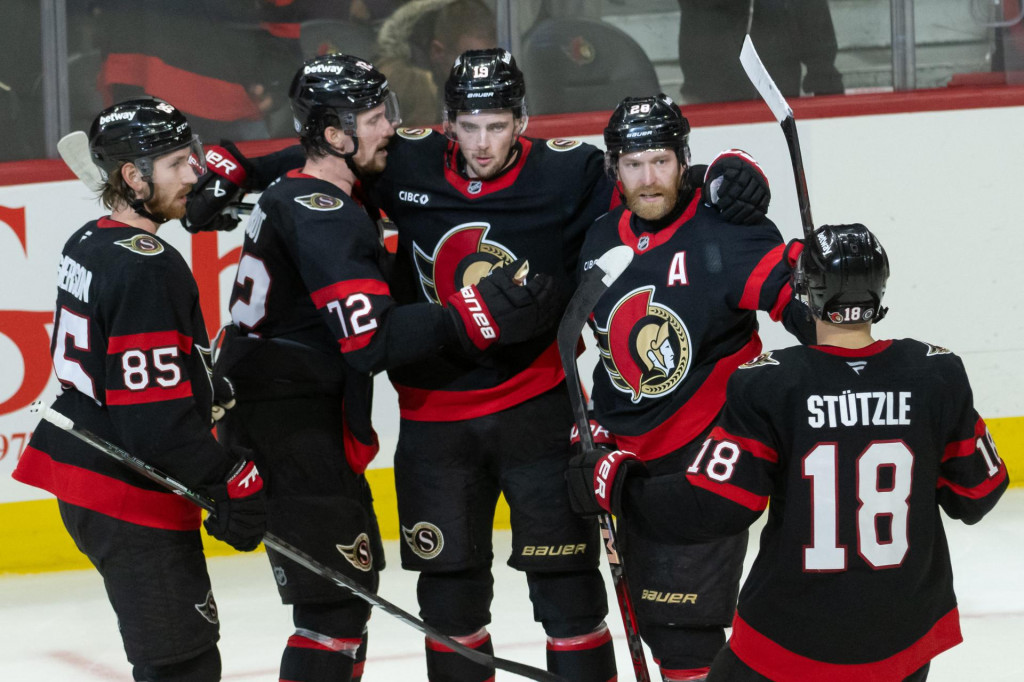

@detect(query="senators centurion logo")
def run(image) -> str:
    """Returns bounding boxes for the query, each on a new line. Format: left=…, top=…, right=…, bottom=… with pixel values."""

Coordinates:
left=336, top=533, right=373, bottom=572
left=402, top=522, right=444, bottom=560
left=413, top=223, right=516, bottom=303
left=596, top=286, right=690, bottom=403
left=397, top=127, right=433, bottom=140
left=294, top=192, right=343, bottom=211
left=547, top=138, right=582, bottom=151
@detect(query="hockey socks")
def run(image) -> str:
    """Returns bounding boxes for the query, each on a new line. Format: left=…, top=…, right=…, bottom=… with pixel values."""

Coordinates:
left=660, top=666, right=710, bottom=681
left=425, top=627, right=495, bottom=682
left=546, top=623, right=617, bottom=682
left=279, top=629, right=362, bottom=682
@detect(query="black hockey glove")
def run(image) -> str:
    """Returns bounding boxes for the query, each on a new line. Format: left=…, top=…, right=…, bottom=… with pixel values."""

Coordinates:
left=703, top=149, right=771, bottom=225
left=567, top=448, right=646, bottom=517
left=210, top=375, right=236, bottom=422
left=202, top=458, right=266, bottom=552
left=183, top=141, right=252, bottom=233
left=566, top=417, right=621, bottom=517
left=446, top=259, right=562, bottom=352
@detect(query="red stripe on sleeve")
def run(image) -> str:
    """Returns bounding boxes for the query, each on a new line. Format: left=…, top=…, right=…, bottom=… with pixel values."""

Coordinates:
left=107, top=381, right=193, bottom=406
left=937, top=468, right=1008, bottom=500
left=739, top=244, right=785, bottom=310
left=942, top=417, right=988, bottom=462
left=708, top=426, right=779, bottom=463
left=767, top=281, right=794, bottom=321
left=686, top=473, right=769, bottom=511
left=310, top=279, right=390, bottom=308
left=108, top=330, right=192, bottom=354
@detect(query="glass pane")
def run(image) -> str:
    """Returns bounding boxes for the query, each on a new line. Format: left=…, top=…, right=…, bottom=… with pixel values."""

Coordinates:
left=1, top=1, right=44, bottom=161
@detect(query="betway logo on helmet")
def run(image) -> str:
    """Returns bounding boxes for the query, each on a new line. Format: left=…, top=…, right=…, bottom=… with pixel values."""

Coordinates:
left=305, top=60, right=372, bottom=75
left=99, top=110, right=137, bottom=125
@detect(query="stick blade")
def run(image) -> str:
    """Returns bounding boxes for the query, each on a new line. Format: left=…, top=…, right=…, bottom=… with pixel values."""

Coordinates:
left=594, top=245, right=634, bottom=288
left=58, top=130, right=105, bottom=192
left=740, top=35, right=793, bottom=124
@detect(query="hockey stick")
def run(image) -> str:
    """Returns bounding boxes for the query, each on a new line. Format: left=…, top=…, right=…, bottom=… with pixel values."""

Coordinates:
left=29, top=401, right=564, bottom=682
left=739, top=35, right=814, bottom=238
left=555, top=246, right=651, bottom=682
left=57, top=131, right=105, bottom=193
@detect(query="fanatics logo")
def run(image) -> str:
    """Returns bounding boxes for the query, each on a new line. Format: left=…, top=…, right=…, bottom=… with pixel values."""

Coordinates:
left=115, top=234, right=164, bottom=256
left=402, top=522, right=444, bottom=560
left=336, top=533, right=373, bottom=572
left=295, top=193, right=344, bottom=211
left=847, top=360, right=868, bottom=375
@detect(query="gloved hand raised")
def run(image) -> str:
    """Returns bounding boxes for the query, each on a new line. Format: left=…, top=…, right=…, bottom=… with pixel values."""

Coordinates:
left=202, top=458, right=266, bottom=551
left=703, top=149, right=771, bottom=225
left=183, top=141, right=252, bottom=233
left=447, top=259, right=562, bottom=352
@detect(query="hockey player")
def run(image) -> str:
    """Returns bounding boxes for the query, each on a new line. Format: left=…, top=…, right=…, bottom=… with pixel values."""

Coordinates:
left=13, top=97, right=267, bottom=682
left=565, top=93, right=814, bottom=682
left=572, top=223, right=1009, bottom=682
left=211, top=53, right=559, bottom=682
left=181, top=48, right=774, bottom=682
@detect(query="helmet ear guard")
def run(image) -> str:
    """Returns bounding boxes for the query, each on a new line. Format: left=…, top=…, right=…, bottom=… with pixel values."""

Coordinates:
left=797, top=224, right=890, bottom=324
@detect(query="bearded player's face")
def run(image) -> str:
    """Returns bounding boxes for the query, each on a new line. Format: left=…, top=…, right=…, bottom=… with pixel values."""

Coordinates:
left=453, top=110, right=520, bottom=180
left=145, top=147, right=197, bottom=220
left=617, top=148, right=685, bottom=221
left=351, top=102, right=398, bottom=176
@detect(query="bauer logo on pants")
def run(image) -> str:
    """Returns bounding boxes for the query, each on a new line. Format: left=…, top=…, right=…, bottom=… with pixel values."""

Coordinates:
left=402, top=522, right=444, bottom=560
left=337, top=533, right=373, bottom=572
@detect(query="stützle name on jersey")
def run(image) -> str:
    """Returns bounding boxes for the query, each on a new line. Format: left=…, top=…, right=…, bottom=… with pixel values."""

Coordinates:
left=807, top=390, right=911, bottom=428
left=57, top=255, right=93, bottom=303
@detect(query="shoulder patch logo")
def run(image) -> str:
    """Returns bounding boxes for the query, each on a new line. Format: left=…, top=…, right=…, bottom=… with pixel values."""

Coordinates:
left=398, top=127, right=434, bottom=140
left=926, top=343, right=951, bottom=356
left=740, top=351, right=780, bottom=369
left=114, top=234, right=164, bottom=256
left=547, top=138, right=582, bottom=152
left=402, top=522, right=445, bottom=560
left=194, top=590, right=219, bottom=624
left=336, top=533, right=373, bottom=572
left=295, top=193, right=344, bottom=211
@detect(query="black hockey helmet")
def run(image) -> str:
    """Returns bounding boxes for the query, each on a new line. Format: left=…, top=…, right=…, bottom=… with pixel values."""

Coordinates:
left=443, top=48, right=527, bottom=135
left=604, top=93, right=690, bottom=178
left=795, top=223, right=890, bottom=324
left=289, top=53, right=401, bottom=151
left=88, top=96, right=205, bottom=180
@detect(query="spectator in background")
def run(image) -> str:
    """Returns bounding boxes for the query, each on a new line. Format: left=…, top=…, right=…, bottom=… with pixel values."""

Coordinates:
left=375, top=0, right=497, bottom=127
left=93, top=0, right=273, bottom=142
left=677, top=0, right=844, bottom=104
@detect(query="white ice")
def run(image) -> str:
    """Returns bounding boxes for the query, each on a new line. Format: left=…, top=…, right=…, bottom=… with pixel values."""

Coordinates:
left=2, top=489, right=1022, bottom=681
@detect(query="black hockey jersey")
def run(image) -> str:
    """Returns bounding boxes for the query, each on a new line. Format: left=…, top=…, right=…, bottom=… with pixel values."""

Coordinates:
left=15, top=218, right=235, bottom=530
left=367, top=129, right=616, bottom=421
left=222, top=169, right=457, bottom=470
left=580, top=192, right=809, bottom=460
left=620, top=339, right=1008, bottom=681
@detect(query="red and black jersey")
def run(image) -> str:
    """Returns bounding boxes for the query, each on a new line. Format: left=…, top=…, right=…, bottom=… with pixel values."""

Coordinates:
left=15, top=218, right=235, bottom=530
left=367, top=128, right=616, bottom=421
left=580, top=194, right=809, bottom=460
left=619, top=339, right=1008, bottom=681
left=224, top=169, right=457, bottom=470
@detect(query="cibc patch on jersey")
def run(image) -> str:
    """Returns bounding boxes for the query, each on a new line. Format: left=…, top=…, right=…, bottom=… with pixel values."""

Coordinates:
left=114, top=233, right=164, bottom=255
left=336, top=533, right=374, bottom=572
left=402, top=521, right=445, bottom=560
left=294, top=193, right=344, bottom=211
left=412, top=222, right=516, bottom=303
left=596, top=285, right=691, bottom=403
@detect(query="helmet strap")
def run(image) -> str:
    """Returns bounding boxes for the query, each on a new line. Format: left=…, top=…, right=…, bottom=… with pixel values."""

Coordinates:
left=128, top=179, right=171, bottom=225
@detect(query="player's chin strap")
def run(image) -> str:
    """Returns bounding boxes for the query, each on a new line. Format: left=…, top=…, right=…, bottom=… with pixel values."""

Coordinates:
left=129, top=181, right=173, bottom=225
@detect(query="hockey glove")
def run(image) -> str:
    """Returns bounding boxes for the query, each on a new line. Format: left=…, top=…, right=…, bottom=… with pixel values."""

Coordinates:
left=203, top=459, right=266, bottom=552
left=566, top=418, right=618, bottom=516
left=567, top=448, right=645, bottom=516
left=210, top=375, right=236, bottom=422
left=183, top=141, right=252, bottom=233
left=703, top=149, right=771, bottom=225
left=446, top=259, right=561, bottom=352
